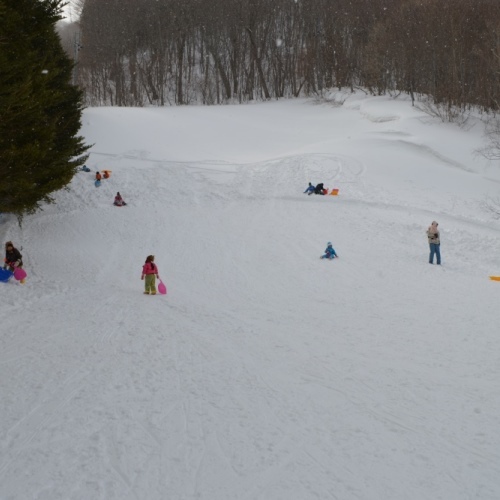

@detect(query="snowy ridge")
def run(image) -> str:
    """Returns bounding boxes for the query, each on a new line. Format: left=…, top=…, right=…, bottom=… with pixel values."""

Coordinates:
left=1, top=94, right=500, bottom=499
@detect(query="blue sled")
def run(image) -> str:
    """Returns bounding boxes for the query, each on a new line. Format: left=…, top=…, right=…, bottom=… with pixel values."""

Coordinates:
left=0, top=268, right=13, bottom=282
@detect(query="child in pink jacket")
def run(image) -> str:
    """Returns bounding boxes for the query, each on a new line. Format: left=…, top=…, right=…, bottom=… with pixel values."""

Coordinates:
left=141, top=255, right=159, bottom=294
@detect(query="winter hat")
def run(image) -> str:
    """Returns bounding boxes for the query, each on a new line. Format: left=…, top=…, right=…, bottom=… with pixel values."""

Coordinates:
left=5, top=241, right=13, bottom=249
left=327, top=242, right=332, bottom=246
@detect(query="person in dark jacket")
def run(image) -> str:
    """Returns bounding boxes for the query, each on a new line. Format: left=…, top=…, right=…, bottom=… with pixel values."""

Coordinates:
left=4, top=241, right=24, bottom=283
left=4, top=241, right=22, bottom=270
left=314, top=183, right=325, bottom=195
left=4, top=241, right=25, bottom=283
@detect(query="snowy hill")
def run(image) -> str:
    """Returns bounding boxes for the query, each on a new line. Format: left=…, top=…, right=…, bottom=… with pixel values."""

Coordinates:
left=1, top=93, right=500, bottom=499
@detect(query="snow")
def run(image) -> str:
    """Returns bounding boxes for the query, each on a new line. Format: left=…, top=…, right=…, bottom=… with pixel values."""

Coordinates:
left=1, top=92, right=500, bottom=500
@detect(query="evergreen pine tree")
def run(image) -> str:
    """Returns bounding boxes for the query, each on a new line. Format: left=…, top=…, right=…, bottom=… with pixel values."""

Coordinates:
left=0, top=0, right=90, bottom=215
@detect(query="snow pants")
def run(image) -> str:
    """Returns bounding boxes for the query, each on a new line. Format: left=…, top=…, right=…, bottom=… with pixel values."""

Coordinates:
left=144, top=274, right=156, bottom=293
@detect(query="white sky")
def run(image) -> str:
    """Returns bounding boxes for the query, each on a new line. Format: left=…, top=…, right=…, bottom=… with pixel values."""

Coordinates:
left=61, top=0, right=78, bottom=22
left=1, top=92, right=500, bottom=499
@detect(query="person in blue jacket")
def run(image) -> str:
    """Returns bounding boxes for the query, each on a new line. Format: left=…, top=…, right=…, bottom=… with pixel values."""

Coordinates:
left=320, top=242, right=338, bottom=259
left=303, top=182, right=315, bottom=195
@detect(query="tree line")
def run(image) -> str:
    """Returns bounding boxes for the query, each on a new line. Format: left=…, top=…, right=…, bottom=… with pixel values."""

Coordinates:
left=74, top=0, right=500, bottom=112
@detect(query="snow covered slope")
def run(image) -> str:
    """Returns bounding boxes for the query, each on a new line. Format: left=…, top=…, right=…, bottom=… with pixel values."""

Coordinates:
left=1, top=93, right=500, bottom=499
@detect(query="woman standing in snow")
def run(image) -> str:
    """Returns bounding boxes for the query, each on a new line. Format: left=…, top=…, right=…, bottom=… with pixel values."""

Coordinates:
left=427, top=221, right=441, bottom=265
left=141, top=255, right=160, bottom=294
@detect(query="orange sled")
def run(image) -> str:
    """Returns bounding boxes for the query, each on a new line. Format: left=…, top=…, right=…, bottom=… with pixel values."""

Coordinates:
left=489, top=276, right=500, bottom=281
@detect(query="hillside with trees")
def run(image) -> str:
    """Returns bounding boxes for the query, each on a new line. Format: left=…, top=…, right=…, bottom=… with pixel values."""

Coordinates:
left=72, top=0, right=500, bottom=113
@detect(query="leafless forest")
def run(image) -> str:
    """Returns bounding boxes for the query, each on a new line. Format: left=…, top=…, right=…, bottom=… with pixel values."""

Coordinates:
left=63, top=0, right=500, bottom=110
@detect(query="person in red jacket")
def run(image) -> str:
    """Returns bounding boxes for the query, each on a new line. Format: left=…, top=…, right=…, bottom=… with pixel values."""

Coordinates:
left=141, top=255, right=159, bottom=295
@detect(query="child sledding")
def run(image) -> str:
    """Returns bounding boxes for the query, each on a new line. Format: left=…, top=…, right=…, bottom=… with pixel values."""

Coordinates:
left=94, top=170, right=111, bottom=186
left=320, top=242, right=338, bottom=260
left=314, top=183, right=327, bottom=195
left=2, top=241, right=27, bottom=283
left=113, top=192, right=127, bottom=206
left=304, top=182, right=315, bottom=195
left=303, top=182, right=330, bottom=195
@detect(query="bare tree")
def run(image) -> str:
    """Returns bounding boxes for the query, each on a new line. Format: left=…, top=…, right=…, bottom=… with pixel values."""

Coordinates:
left=75, top=0, right=500, bottom=117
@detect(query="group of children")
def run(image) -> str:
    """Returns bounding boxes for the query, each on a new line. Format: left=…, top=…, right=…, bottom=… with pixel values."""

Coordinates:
left=304, top=182, right=328, bottom=195
left=2, top=173, right=441, bottom=294
left=81, top=165, right=128, bottom=207
left=305, top=180, right=441, bottom=264
left=3, top=238, right=159, bottom=292
left=1, top=168, right=130, bottom=289
left=303, top=181, right=340, bottom=259
left=141, top=220, right=440, bottom=290
left=94, top=170, right=110, bottom=186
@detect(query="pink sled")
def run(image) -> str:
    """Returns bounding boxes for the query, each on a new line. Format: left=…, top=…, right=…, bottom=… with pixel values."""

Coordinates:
left=13, top=268, right=27, bottom=281
left=158, top=279, right=167, bottom=295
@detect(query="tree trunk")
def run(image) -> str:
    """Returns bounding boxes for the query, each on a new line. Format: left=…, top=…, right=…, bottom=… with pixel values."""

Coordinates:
left=245, top=27, right=270, bottom=99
